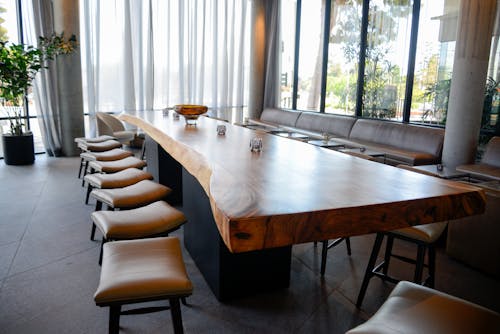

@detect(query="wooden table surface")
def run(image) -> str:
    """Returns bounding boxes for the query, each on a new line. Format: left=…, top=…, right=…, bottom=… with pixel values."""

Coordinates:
left=120, top=111, right=485, bottom=253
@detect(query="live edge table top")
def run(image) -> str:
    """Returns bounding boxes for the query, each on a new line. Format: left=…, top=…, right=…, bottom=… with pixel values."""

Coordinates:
left=120, top=111, right=485, bottom=253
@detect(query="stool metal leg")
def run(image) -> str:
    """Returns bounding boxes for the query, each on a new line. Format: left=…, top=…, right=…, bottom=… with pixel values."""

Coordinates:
left=78, top=157, right=84, bottom=178
left=427, top=246, right=436, bottom=288
left=85, top=184, right=93, bottom=205
left=169, top=298, right=184, bottom=334
left=81, top=161, right=89, bottom=187
left=382, top=235, right=394, bottom=275
left=91, top=201, right=103, bottom=240
left=109, top=305, right=121, bottom=334
left=356, top=233, right=384, bottom=308
left=414, top=244, right=426, bottom=285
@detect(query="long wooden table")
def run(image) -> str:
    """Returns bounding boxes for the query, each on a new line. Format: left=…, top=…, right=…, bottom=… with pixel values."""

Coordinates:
left=121, top=111, right=485, bottom=300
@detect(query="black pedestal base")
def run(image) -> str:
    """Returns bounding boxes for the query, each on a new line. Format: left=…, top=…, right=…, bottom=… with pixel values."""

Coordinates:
left=182, top=168, right=291, bottom=301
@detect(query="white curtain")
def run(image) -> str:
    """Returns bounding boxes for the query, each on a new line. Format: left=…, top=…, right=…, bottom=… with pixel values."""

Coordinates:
left=80, top=0, right=249, bottom=120
left=22, top=0, right=63, bottom=156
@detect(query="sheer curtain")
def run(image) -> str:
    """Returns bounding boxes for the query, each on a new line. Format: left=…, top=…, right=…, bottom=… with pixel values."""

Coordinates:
left=22, top=0, right=63, bottom=156
left=81, top=0, right=249, bottom=122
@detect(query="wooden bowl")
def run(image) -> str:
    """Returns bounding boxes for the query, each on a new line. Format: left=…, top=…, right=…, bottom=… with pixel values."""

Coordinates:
left=173, top=105, right=208, bottom=125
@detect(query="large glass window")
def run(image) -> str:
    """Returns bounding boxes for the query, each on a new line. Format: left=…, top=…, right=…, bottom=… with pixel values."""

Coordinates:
left=362, top=0, right=412, bottom=120
left=325, top=0, right=361, bottom=116
left=296, top=0, right=324, bottom=111
left=410, top=0, right=459, bottom=125
left=280, top=0, right=296, bottom=109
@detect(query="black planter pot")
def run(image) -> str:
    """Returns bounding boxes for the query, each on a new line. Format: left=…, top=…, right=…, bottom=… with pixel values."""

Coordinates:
left=2, top=132, right=35, bottom=165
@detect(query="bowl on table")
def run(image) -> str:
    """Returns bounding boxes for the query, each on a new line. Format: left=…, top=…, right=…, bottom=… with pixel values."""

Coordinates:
left=173, top=105, right=208, bottom=125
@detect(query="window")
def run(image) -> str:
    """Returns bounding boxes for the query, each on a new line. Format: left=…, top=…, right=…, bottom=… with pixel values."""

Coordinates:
left=279, top=0, right=296, bottom=109
left=325, top=0, right=361, bottom=116
left=362, top=0, right=412, bottom=120
left=410, top=0, right=459, bottom=125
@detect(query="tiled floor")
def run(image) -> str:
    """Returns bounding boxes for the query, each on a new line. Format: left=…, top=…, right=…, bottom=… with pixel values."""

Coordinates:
left=0, top=154, right=499, bottom=333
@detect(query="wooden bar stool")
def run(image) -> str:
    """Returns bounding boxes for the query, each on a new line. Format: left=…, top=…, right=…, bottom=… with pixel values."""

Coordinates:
left=356, top=221, right=447, bottom=308
left=79, top=148, right=133, bottom=180
left=83, top=168, right=153, bottom=204
left=92, top=200, right=186, bottom=264
left=347, top=281, right=500, bottom=334
left=94, top=237, right=193, bottom=334
left=89, top=180, right=171, bottom=240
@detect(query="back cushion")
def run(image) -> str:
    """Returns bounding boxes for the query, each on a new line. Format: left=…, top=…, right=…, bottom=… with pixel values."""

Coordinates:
left=482, top=136, right=500, bottom=167
left=260, top=108, right=301, bottom=127
left=349, top=119, right=444, bottom=156
left=295, top=112, right=357, bottom=138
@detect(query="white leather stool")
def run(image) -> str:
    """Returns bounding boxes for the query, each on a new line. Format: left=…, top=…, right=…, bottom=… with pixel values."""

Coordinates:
left=94, top=237, right=193, bottom=334
left=83, top=168, right=153, bottom=204
left=347, top=281, right=500, bottom=334
left=92, top=201, right=186, bottom=264
left=89, top=180, right=171, bottom=240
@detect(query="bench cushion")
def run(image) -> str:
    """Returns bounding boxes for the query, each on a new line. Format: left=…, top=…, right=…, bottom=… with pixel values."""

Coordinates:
left=482, top=136, right=500, bottom=167
left=349, top=119, right=444, bottom=158
left=92, top=201, right=186, bottom=239
left=94, top=237, right=193, bottom=305
left=260, top=108, right=301, bottom=127
left=295, top=112, right=356, bottom=138
left=347, top=281, right=500, bottom=334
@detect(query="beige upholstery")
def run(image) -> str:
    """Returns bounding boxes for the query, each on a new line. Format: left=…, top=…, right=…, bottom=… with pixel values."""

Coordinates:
left=80, top=148, right=133, bottom=162
left=84, top=168, right=153, bottom=189
left=88, top=156, right=146, bottom=173
left=92, top=201, right=186, bottom=239
left=393, top=222, right=448, bottom=243
left=258, top=109, right=444, bottom=165
left=260, top=108, right=302, bottom=127
left=295, top=111, right=356, bottom=138
left=456, top=136, right=500, bottom=181
left=96, top=112, right=135, bottom=144
left=91, top=179, right=171, bottom=208
left=74, top=135, right=116, bottom=144
left=347, top=281, right=500, bottom=334
left=78, top=139, right=122, bottom=152
left=94, top=237, right=193, bottom=305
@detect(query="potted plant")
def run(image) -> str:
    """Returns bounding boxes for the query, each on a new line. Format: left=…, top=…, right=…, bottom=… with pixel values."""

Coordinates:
left=0, top=33, right=77, bottom=165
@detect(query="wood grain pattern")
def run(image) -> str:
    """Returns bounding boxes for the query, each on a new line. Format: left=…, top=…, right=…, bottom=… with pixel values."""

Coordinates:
left=120, top=112, right=486, bottom=253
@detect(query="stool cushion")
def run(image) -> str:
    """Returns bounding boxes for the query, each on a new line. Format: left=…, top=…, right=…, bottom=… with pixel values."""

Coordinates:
left=113, top=130, right=136, bottom=143
left=94, top=237, right=193, bottom=305
left=75, top=135, right=116, bottom=144
left=89, top=156, right=147, bottom=173
left=85, top=168, right=153, bottom=189
left=392, top=221, right=447, bottom=243
left=91, top=180, right=171, bottom=208
left=346, top=281, right=500, bottom=334
left=78, top=139, right=122, bottom=152
left=80, top=148, right=133, bottom=162
left=92, top=201, right=186, bottom=239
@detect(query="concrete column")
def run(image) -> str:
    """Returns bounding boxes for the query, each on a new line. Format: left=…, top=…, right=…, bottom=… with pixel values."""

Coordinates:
left=442, top=0, right=497, bottom=168
left=247, top=0, right=266, bottom=119
left=53, top=0, right=84, bottom=156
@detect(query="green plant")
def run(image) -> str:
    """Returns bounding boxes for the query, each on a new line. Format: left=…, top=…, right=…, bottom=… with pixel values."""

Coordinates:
left=0, top=33, right=77, bottom=134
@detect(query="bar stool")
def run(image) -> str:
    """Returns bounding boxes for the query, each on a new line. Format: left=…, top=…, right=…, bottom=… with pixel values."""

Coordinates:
left=83, top=168, right=153, bottom=204
left=92, top=201, right=186, bottom=264
left=79, top=148, right=133, bottom=180
left=356, top=221, right=447, bottom=308
left=77, top=139, right=122, bottom=153
left=88, top=156, right=146, bottom=174
left=347, top=281, right=500, bottom=334
left=89, top=180, right=171, bottom=240
left=94, top=237, right=193, bottom=334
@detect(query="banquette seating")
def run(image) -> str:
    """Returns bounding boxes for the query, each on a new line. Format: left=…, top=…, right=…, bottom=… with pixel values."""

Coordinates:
left=456, top=136, right=500, bottom=181
left=254, top=108, right=445, bottom=166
